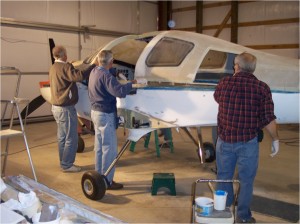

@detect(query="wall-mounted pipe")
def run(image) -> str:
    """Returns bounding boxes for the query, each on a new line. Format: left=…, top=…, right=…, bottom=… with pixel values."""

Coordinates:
left=0, top=17, right=131, bottom=37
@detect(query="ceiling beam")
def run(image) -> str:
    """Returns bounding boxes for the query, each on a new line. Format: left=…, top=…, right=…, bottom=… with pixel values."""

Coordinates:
left=196, top=1, right=203, bottom=33
left=231, top=1, right=238, bottom=43
left=213, top=9, right=231, bottom=37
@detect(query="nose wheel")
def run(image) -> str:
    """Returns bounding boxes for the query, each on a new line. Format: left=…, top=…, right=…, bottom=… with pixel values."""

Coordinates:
left=81, top=171, right=107, bottom=200
left=81, top=140, right=131, bottom=200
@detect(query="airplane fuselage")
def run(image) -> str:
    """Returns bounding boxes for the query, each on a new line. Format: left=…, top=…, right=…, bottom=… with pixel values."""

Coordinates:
left=41, top=31, right=299, bottom=142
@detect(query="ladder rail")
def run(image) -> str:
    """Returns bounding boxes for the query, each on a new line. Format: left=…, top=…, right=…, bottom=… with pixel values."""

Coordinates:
left=0, top=67, right=37, bottom=181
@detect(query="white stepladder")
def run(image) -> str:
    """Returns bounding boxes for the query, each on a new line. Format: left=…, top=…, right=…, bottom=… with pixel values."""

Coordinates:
left=191, top=179, right=240, bottom=224
left=0, top=66, right=37, bottom=181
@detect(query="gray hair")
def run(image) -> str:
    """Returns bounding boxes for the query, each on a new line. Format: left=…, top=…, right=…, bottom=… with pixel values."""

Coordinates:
left=52, top=46, right=67, bottom=60
left=97, top=50, right=113, bottom=67
left=234, top=52, right=257, bottom=73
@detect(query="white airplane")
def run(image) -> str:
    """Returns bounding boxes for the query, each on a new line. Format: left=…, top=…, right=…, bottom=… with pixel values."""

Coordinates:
left=40, top=30, right=299, bottom=200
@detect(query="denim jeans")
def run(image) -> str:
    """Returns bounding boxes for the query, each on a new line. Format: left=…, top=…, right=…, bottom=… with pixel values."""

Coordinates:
left=91, top=110, right=117, bottom=184
left=216, top=136, right=259, bottom=221
left=52, top=105, right=78, bottom=170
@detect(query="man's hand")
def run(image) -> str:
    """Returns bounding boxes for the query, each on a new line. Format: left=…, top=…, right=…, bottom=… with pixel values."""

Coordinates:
left=91, top=57, right=99, bottom=65
left=270, top=140, right=279, bottom=157
left=136, top=78, right=147, bottom=85
left=132, top=78, right=147, bottom=88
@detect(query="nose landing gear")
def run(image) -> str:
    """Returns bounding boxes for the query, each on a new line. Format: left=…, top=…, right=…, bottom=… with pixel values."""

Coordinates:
left=81, top=140, right=131, bottom=200
left=81, top=171, right=107, bottom=200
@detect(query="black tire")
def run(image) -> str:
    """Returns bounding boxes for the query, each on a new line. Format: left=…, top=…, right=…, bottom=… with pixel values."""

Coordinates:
left=204, top=142, right=216, bottom=163
left=81, top=171, right=107, bottom=200
left=77, top=136, right=85, bottom=153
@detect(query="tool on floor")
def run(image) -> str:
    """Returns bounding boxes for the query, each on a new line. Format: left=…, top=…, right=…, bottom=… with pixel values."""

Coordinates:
left=191, top=179, right=240, bottom=224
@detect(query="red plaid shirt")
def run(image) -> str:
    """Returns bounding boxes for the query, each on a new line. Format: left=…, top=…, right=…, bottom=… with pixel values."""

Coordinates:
left=214, top=72, right=276, bottom=143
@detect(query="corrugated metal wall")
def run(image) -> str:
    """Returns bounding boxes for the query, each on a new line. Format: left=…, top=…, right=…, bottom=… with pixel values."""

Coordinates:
left=0, top=1, right=158, bottom=119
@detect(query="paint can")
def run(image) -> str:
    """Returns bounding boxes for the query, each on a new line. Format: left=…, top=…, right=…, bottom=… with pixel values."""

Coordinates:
left=195, top=197, right=214, bottom=216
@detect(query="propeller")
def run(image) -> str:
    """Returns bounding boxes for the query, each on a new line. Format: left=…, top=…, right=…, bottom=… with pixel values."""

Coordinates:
left=20, top=38, right=55, bottom=119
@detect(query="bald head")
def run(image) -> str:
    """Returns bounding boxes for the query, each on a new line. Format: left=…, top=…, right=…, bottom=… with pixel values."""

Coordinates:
left=52, top=46, right=67, bottom=61
left=234, top=52, right=257, bottom=73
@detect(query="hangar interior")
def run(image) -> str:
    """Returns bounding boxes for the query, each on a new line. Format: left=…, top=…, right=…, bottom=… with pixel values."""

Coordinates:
left=0, top=1, right=299, bottom=223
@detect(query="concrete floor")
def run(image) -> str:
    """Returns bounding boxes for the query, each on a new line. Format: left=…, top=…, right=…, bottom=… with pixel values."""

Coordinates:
left=1, top=121, right=299, bottom=223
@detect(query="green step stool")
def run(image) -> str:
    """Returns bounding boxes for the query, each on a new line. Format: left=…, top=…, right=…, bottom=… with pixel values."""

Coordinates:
left=151, top=173, right=176, bottom=196
left=130, top=129, right=174, bottom=157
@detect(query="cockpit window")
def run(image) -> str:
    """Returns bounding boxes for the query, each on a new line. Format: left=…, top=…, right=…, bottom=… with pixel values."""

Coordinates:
left=146, top=37, right=194, bottom=67
left=200, top=50, right=227, bottom=69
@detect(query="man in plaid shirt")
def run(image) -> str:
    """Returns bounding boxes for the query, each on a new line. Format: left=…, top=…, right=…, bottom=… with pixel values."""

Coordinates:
left=214, top=52, right=279, bottom=223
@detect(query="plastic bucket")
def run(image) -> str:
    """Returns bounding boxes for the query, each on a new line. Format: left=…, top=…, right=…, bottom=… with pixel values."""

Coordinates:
left=32, top=212, right=61, bottom=224
left=214, top=190, right=228, bottom=210
left=195, top=197, right=214, bottom=216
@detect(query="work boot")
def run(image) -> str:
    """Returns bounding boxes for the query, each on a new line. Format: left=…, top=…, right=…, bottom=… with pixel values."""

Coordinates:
left=235, top=217, right=256, bottom=223
left=107, top=181, right=123, bottom=190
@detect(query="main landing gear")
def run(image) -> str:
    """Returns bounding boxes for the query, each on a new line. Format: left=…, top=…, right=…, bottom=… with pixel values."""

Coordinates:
left=77, top=135, right=85, bottom=153
left=181, top=127, right=216, bottom=164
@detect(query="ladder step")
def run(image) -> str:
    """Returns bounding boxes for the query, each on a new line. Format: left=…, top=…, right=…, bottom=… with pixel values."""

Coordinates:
left=0, top=129, right=23, bottom=139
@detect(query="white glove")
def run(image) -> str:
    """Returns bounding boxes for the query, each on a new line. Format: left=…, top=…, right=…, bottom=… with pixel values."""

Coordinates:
left=270, top=140, right=279, bottom=157
left=136, top=78, right=148, bottom=85
left=118, top=73, right=127, bottom=81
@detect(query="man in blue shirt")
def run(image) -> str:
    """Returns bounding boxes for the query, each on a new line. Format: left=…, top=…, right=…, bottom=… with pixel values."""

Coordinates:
left=88, top=50, right=136, bottom=190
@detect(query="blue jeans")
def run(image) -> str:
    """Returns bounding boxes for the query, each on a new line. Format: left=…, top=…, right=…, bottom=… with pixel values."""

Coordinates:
left=91, top=110, right=117, bottom=184
left=52, top=105, right=78, bottom=170
left=216, top=136, right=259, bottom=221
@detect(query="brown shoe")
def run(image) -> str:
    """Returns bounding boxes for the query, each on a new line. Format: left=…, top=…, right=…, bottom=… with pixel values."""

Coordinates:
left=107, top=181, right=123, bottom=190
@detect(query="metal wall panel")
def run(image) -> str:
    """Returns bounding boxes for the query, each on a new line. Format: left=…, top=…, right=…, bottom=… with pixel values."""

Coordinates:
left=1, top=1, right=158, bottom=119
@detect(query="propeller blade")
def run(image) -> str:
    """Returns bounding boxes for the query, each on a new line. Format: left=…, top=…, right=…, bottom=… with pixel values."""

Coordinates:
left=49, top=38, right=55, bottom=64
left=21, top=95, right=46, bottom=119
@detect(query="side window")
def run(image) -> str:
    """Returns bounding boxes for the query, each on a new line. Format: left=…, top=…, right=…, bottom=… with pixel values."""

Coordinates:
left=146, top=37, right=194, bottom=67
left=200, top=50, right=227, bottom=69
left=195, top=50, right=236, bottom=84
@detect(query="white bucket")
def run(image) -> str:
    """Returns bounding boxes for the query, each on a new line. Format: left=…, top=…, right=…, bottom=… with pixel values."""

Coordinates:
left=195, top=197, right=214, bottom=216
left=214, top=190, right=228, bottom=211
left=32, top=212, right=61, bottom=224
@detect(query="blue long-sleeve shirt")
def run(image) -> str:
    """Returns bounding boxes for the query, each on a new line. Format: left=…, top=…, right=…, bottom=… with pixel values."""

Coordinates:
left=88, top=66, right=133, bottom=113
